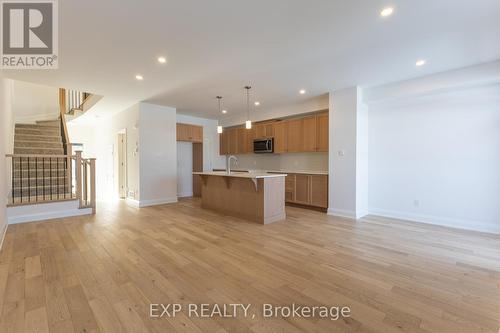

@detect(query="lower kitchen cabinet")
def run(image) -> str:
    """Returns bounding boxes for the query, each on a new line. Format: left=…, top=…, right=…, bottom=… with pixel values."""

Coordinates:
left=285, top=173, right=328, bottom=209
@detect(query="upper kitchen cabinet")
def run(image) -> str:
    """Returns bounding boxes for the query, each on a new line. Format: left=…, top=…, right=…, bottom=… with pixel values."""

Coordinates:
left=273, top=121, right=287, bottom=154
left=286, top=118, right=303, bottom=153
left=177, top=123, right=203, bottom=143
left=218, top=111, right=329, bottom=155
left=237, top=127, right=248, bottom=154
left=219, top=131, right=229, bottom=155
left=254, top=122, right=274, bottom=139
left=302, top=116, right=317, bottom=152
left=227, top=128, right=238, bottom=154
left=316, top=113, right=329, bottom=152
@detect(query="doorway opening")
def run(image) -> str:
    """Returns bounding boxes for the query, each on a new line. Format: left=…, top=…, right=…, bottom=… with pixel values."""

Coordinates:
left=117, top=130, right=127, bottom=199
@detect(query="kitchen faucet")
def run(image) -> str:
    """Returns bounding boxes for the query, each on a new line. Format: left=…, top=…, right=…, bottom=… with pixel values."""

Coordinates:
left=226, top=155, right=238, bottom=174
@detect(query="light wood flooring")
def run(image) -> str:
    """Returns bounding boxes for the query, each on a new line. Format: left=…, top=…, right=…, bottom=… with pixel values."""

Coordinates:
left=0, top=198, right=499, bottom=333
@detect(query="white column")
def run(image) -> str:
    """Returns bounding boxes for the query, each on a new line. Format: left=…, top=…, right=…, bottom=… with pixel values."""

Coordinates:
left=328, top=87, right=368, bottom=219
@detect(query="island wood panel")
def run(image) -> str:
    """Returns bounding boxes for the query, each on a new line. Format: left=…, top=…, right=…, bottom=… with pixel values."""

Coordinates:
left=199, top=175, right=285, bottom=224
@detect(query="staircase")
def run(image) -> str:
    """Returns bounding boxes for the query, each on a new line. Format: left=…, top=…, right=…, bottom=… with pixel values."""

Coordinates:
left=12, top=119, right=72, bottom=203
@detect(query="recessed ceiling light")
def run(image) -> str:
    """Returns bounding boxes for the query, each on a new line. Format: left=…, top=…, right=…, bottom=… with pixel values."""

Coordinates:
left=222, top=110, right=227, bottom=114
left=135, top=74, right=144, bottom=80
left=157, top=56, right=167, bottom=64
left=380, top=7, right=394, bottom=17
left=254, top=101, right=260, bottom=106
left=299, top=89, right=306, bottom=95
left=415, top=59, right=426, bottom=67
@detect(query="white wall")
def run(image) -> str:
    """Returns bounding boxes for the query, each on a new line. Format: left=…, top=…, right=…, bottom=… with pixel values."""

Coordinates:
left=328, top=87, right=368, bottom=219
left=367, top=83, right=500, bottom=234
left=138, top=103, right=177, bottom=206
left=12, top=80, right=59, bottom=123
left=67, top=123, right=97, bottom=158
left=0, top=78, right=14, bottom=243
left=95, top=104, right=140, bottom=201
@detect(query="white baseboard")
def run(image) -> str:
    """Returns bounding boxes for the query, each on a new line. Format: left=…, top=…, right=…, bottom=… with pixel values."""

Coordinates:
left=327, top=208, right=357, bottom=219
left=369, top=208, right=500, bottom=235
left=126, top=197, right=178, bottom=208
left=7, top=200, right=93, bottom=224
left=15, top=112, right=59, bottom=124
left=125, top=198, right=140, bottom=207
left=177, top=192, right=193, bottom=198
left=139, top=197, right=178, bottom=207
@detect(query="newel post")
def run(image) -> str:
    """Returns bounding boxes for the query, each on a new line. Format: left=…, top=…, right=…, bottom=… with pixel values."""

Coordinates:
left=75, top=151, right=82, bottom=208
left=89, top=158, right=96, bottom=214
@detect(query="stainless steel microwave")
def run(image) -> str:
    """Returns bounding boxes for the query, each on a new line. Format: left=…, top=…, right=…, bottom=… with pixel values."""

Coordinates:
left=253, top=138, right=274, bottom=153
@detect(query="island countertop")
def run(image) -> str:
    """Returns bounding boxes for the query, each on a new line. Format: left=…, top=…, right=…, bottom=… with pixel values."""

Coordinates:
left=193, top=171, right=287, bottom=179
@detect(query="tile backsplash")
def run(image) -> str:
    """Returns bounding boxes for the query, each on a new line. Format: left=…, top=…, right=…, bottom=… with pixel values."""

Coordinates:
left=230, top=152, right=328, bottom=172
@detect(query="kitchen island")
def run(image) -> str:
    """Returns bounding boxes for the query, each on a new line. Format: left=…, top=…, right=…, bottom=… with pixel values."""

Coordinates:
left=193, top=171, right=287, bottom=224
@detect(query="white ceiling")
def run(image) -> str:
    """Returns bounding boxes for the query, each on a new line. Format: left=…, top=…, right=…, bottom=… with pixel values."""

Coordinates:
left=3, top=0, right=500, bottom=122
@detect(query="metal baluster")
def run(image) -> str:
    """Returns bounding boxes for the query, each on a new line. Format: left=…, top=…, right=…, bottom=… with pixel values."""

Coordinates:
left=28, top=157, right=31, bottom=202
left=11, top=157, right=14, bottom=204
left=50, top=158, right=53, bottom=200
left=64, top=157, right=67, bottom=199
left=20, top=156, right=23, bottom=203
left=43, top=158, right=46, bottom=201
left=35, top=157, right=38, bottom=201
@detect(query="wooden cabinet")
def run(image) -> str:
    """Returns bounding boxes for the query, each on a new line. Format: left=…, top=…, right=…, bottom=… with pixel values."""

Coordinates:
left=273, top=121, right=287, bottom=154
left=255, top=122, right=274, bottom=139
left=237, top=128, right=247, bottom=154
left=177, top=123, right=203, bottom=143
left=284, top=173, right=328, bottom=209
left=218, top=112, right=329, bottom=155
left=286, top=118, right=303, bottom=153
left=316, top=113, right=329, bottom=152
left=310, top=175, right=328, bottom=208
left=294, top=174, right=311, bottom=205
left=219, top=132, right=229, bottom=155
left=227, top=128, right=238, bottom=154
left=302, top=116, right=317, bottom=152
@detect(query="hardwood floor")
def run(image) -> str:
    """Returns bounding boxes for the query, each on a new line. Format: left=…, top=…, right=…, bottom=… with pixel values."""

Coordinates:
left=0, top=198, right=499, bottom=333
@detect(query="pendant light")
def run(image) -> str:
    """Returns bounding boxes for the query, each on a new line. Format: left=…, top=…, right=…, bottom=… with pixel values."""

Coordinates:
left=244, top=86, right=252, bottom=129
left=216, top=96, right=223, bottom=134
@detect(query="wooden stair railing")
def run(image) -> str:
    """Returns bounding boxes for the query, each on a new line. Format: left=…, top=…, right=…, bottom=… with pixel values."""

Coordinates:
left=6, top=152, right=96, bottom=213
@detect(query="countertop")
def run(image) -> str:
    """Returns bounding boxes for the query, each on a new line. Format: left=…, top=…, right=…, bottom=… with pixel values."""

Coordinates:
left=193, top=171, right=287, bottom=179
left=212, top=169, right=328, bottom=176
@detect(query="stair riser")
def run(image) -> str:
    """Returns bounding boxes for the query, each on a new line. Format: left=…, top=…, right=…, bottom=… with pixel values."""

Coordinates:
left=14, top=148, right=64, bottom=155
left=15, top=142, right=63, bottom=149
left=15, top=128, right=61, bottom=136
left=16, top=123, right=60, bottom=130
left=36, top=120, right=60, bottom=126
left=15, top=135, right=62, bottom=143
